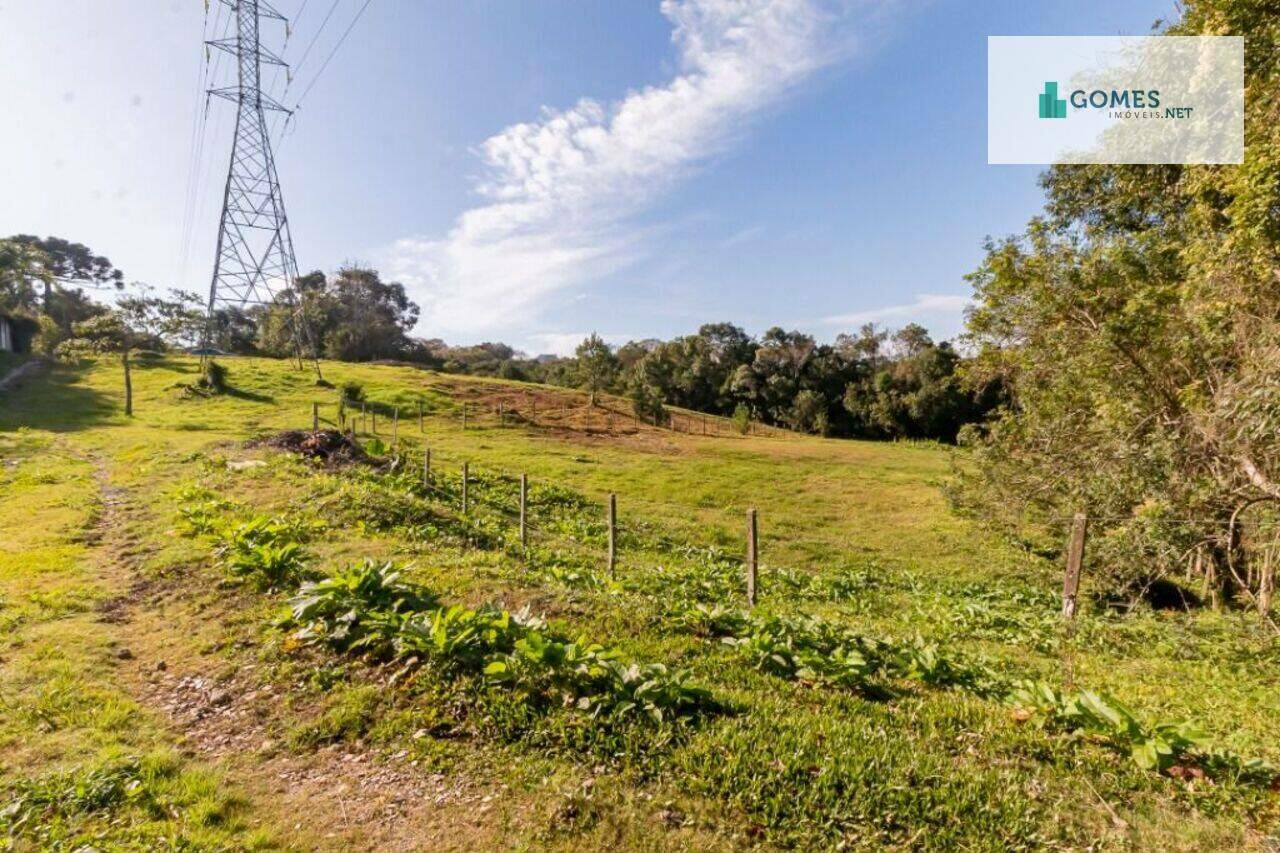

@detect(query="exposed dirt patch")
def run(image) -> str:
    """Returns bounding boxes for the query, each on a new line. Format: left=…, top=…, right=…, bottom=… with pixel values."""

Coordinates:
left=90, top=475, right=164, bottom=623
left=253, top=429, right=378, bottom=468
left=429, top=380, right=706, bottom=455
left=85, top=457, right=535, bottom=849
left=132, top=662, right=505, bottom=848
left=96, top=573, right=159, bottom=625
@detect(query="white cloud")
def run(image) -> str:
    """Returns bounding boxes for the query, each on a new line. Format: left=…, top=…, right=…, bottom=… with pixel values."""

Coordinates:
left=813, top=293, right=973, bottom=327
left=383, top=0, right=861, bottom=344
left=527, top=331, right=632, bottom=358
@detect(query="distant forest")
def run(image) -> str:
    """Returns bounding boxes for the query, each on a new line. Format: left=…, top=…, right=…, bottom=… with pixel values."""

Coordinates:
left=0, top=237, right=998, bottom=443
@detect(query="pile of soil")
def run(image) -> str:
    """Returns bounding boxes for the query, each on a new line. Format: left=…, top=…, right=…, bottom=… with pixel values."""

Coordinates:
left=255, top=429, right=373, bottom=466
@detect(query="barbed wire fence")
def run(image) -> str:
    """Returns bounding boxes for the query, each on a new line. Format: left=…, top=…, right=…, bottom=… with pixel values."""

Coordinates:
left=293, top=398, right=1278, bottom=628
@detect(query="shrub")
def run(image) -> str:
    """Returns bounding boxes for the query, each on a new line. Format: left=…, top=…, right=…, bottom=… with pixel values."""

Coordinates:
left=289, top=560, right=436, bottom=656
left=732, top=404, right=751, bottom=435
left=396, top=603, right=528, bottom=673
left=340, top=381, right=364, bottom=404
left=710, top=611, right=999, bottom=696
left=814, top=409, right=831, bottom=437
left=172, top=485, right=230, bottom=536
left=485, top=632, right=715, bottom=723
left=213, top=515, right=315, bottom=590
left=176, top=499, right=226, bottom=536
left=321, top=477, right=439, bottom=532
left=1007, top=681, right=1273, bottom=779
left=283, top=563, right=717, bottom=726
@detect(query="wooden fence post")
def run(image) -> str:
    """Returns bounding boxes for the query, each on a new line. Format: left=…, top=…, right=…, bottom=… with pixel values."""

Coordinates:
left=312, top=402, right=319, bottom=431
left=423, top=448, right=431, bottom=488
left=519, top=474, right=528, bottom=552
left=607, top=494, right=617, bottom=579
left=499, top=402, right=505, bottom=426
left=746, top=508, right=758, bottom=606
left=372, top=411, right=378, bottom=435
left=1062, top=512, right=1087, bottom=619
left=461, top=462, right=469, bottom=514
left=392, top=408, right=399, bottom=446
left=123, top=352, right=133, bottom=417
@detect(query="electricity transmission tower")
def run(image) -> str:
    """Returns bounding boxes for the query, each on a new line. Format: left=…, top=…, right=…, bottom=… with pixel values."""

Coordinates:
left=203, top=0, right=319, bottom=376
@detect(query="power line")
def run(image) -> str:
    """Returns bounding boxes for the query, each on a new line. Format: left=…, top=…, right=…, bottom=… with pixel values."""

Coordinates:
left=268, top=0, right=342, bottom=147
left=179, top=2, right=230, bottom=290
left=274, top=0, right=374, bottom=155
left=177, top=9, right=212, bottom=289
left=288, top=0, right=344, bottom=87
left=290, top=0, right=314, bottom=34
left=263, top=0, right=309, bottom=126
left=293, top=0, right=373, bottom=107
left=185, top=26, right=233, bottom=285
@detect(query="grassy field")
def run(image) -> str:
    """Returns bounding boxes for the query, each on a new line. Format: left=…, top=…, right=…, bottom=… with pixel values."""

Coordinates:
left=1, top=353, right=1277, bottom=850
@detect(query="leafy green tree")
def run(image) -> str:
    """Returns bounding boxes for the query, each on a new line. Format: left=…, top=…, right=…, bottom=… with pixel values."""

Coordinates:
left=959, top=0, right=1280, bottom=609
left=207, top=305, right=258, bottom=354
left=116, top=287, right=206, bottom=350
left=258, top=267, right=420, bottom=362
left=790, top=389, right=825, bottom=433
left=57, top=312, right=147, bottom=416
left=863, top=340, right=982, bottom=441
left=575, top=334, right=618, bottom=406
left=7, top=235, right=123, bottom=309
left=627, top=358, right=668, bottom=425
left=0, top=240, right=50, bottom=314
left=728, top=328, right=816, bottom=424
left=835, top=323, right=888, bottom=369
left=0, top=236, right=122, bottom=349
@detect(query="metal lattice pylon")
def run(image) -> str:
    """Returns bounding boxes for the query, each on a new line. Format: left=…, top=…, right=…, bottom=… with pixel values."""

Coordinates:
left=203, top=0, right=319, bottom=376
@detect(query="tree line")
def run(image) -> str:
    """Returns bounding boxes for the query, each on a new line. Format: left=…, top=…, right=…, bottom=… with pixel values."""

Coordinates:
left=957, top=0, right=1280, bottom=614
left=249, top=268, right=1000, bottom=442
left=0, top=244, right=997, bottom=443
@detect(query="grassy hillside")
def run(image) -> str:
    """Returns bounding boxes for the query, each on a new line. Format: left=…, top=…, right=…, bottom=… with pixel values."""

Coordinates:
left=1, top=354, right=1277, bottom=850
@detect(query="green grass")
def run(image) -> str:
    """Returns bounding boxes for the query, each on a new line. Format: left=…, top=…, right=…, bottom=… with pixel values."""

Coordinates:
left=0, top=351, right=31, bottom=379
left=0, top=427, right=273, bottom=848
left=1, top=353, right=1277, bottom=849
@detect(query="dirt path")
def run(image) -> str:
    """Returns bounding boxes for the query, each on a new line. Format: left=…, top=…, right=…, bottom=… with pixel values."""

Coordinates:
left=85, top=457, right=532, bottom=850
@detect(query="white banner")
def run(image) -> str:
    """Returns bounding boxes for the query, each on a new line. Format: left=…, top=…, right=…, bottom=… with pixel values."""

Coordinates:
left=988, top=36, right=1244, bottom=165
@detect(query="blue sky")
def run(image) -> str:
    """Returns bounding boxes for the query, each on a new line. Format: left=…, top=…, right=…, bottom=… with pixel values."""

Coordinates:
left=1, top=0, right=1174, bottom=355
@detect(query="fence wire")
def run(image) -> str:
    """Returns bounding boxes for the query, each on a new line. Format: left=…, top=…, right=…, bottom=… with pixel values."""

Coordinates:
left=306, top=400, right=1280, bottom=615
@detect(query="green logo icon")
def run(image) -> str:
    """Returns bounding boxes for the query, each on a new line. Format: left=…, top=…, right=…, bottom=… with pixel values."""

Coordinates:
left=1038, top=81, right=1067, bottom=119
